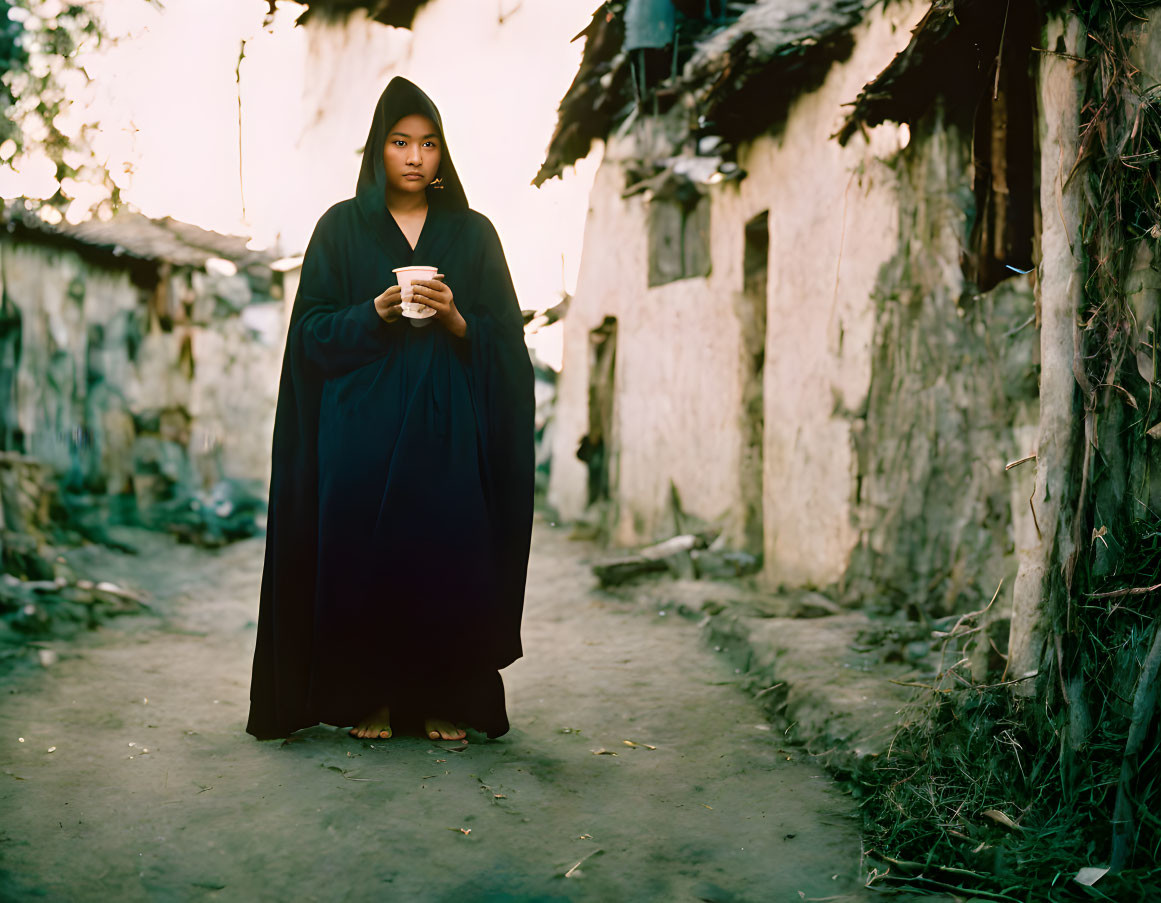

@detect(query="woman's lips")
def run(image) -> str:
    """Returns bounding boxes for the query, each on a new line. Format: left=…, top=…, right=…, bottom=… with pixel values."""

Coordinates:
left=403, top=173, right=423, bottom=180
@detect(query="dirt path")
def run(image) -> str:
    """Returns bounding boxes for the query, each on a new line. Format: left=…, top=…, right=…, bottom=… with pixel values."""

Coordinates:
left=1, top=519, right=869, bottom=902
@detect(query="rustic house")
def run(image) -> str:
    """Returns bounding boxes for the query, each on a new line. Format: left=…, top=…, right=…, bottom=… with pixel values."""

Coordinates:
left=538, top=0, right=1098, bottom=627
left=0, top=201, right=293, bottom=533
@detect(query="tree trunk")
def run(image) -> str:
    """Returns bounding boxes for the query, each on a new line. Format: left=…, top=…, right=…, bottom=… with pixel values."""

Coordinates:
left=1007, top=14, right=1086, bottom=688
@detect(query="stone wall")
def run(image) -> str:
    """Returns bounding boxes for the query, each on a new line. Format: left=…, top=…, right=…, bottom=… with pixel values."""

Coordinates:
left=0, top=238, right=286, bottom=526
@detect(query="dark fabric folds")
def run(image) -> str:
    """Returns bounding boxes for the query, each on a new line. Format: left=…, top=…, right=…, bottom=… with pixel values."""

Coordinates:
left=246, top=77, right=534, bottom=741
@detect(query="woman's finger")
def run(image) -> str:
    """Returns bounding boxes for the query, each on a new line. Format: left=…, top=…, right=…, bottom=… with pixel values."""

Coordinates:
left=415, top=279, right=449, bottom=293
left=414, top=285, right=447, bottom=303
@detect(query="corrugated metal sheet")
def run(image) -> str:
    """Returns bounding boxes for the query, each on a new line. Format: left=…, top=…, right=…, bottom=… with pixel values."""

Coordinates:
left=624, top=0, right=677, bottom=50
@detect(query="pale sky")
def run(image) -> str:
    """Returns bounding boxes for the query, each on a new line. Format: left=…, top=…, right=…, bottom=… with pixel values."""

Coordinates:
left=0, top=0, right=601, bottom=368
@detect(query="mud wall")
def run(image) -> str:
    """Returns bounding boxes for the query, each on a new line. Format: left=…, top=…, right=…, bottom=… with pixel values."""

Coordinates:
left=843, top=113, right=1040, bottom=618
left=548, top=1, right=925, bottom=559
left=0, top=240, right=285, bottom=520
left=550, top=0, right=1044, bottom=621
left=548, top=146, right=752, bottom=547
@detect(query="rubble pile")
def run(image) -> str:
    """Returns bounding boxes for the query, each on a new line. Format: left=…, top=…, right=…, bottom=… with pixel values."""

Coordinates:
left=591, top=530, right=760, bottom=588
left=152, top=478, right=266, bottom=548
left=0, top=452, right=148, bottom=665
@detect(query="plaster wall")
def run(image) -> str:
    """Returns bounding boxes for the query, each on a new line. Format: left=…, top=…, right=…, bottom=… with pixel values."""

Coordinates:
left=751, top=3, right=923, bottom=587
left=548, top=145, right=752, bottom=547
left=550, top=0, right=924, bottom=569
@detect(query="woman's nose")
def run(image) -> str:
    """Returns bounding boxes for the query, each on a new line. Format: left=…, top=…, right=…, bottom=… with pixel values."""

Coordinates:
left=406, top=144, right=422, bottom=165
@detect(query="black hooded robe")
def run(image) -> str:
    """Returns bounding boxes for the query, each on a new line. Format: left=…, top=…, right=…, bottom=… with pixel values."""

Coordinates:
left=245, top=77, right=535, bottom=740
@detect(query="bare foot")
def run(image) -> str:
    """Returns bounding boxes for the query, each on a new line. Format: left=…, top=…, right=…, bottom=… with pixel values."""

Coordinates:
left=349, top=705, right=392, bottom=739
left=425, top=717, right=466, bottom=741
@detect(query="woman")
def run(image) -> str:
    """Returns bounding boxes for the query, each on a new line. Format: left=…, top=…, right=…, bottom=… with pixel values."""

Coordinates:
left=245, top=77, right=535, bottom=743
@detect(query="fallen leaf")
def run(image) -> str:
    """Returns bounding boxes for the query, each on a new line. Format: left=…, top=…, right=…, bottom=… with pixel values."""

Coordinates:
left=591, top=748, right=617, bottom=756
left=981, top=809, right=1020, bottom=830
left=1074, top=866, right=1109, bottom=886
left=447, top=827, right=471, bottom=835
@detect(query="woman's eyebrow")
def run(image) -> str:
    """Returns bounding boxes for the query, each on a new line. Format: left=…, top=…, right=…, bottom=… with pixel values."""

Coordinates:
left=389, top=131, right=440, bottom=139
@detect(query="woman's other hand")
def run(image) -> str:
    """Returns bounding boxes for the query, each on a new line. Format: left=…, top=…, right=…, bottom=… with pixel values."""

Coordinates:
left=374, top=285, right=404, bottom=323
left=412, top=276, right=467, bottom=338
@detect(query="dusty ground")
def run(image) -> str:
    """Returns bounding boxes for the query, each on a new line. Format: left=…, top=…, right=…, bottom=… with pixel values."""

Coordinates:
left=0, top=519, right=874, bottom=902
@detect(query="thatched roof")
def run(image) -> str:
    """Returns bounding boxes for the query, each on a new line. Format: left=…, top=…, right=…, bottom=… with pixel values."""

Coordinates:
left=2, top=202, right=278, bottom=275
left=683, top=0, right=864, bottom=139
left=265, top=0, right=433, bottom=29
left=533, top=3, right=629, bottom=187
left=836, top=0, right=1013, bottom=145
left=535, top=0, right=868, bottom=186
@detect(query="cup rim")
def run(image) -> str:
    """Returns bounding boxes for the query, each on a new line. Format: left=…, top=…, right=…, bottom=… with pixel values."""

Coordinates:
left=392, top=265, right=438, bottom=273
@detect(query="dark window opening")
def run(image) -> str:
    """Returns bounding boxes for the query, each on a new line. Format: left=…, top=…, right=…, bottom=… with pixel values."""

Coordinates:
left=965, top=2, right=1037, bottom=291
left=743, top=211, right=769, bottom=307
left=647, top=180, right=711, bottom=287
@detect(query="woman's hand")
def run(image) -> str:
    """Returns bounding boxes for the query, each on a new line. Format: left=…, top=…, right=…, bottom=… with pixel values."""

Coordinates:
left=411, top=276, right=467, bottom=338
left=374, top=285, right=404, bottom=323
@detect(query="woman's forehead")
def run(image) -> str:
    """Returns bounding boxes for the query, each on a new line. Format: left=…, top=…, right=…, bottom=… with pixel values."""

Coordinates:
left=388, top=113, right=438, bottom=136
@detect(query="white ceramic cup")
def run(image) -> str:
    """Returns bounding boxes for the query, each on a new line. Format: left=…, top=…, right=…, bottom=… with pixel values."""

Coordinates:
left=392, top=265, right=439, bottom=328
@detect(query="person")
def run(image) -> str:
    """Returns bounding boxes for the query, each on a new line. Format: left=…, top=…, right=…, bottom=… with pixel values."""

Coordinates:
left=245, top=77, right=535, bottom=744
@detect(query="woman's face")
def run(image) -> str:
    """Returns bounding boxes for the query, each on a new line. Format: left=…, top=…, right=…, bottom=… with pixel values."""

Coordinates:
left=383, top=113, right=442, bottom=197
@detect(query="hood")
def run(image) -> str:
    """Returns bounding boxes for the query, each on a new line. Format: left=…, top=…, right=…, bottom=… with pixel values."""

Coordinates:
left=356, top=76, right=469, bottom=213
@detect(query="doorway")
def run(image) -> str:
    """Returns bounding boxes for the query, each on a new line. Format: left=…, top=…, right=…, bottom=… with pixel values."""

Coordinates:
left=741, top=211, right=768, bottom=555
left=578, top=316, right=617, bottom=510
